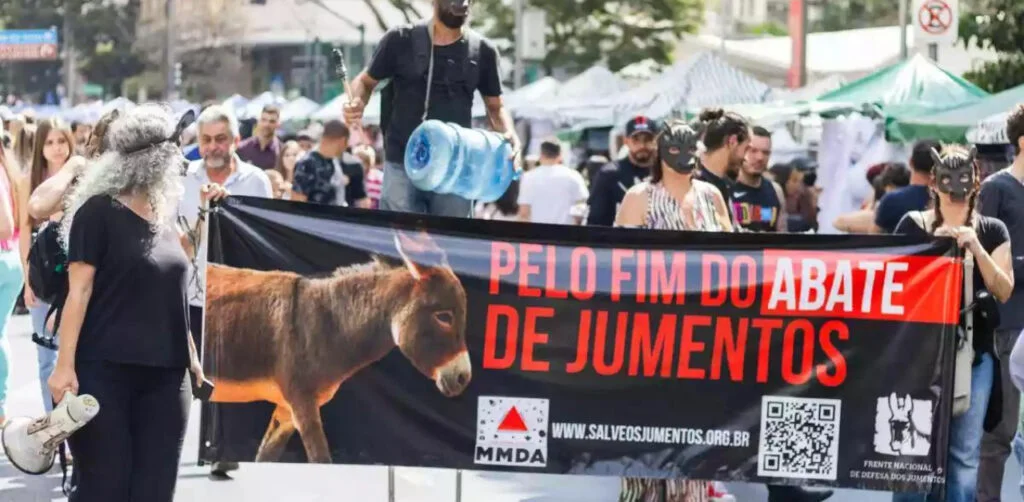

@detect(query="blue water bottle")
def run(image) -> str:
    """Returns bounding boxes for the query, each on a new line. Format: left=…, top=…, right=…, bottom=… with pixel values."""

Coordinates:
left=404, top=120, right=518, bottom=202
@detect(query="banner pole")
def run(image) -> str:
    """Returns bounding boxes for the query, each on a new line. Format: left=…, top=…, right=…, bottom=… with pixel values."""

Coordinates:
left=455, top=469, right=462, bottom=502
left=388, top=466, right=396, bottom=502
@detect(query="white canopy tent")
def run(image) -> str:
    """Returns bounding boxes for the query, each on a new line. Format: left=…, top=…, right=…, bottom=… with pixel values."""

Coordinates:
left=967, top=111, right=1009, bottom=145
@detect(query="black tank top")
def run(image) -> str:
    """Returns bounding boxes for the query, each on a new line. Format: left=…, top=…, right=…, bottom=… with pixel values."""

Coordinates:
left=731, top=179, right=781, bottom=232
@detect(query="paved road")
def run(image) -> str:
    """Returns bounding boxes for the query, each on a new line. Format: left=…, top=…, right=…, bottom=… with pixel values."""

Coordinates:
left=0, top=313, right=1020, bottom=501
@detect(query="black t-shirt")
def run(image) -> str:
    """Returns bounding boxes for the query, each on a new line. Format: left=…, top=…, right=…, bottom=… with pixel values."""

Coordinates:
left=341, top=152, right=368, bottom=206
left=732, top=178, right=782, bottom=232
left=894, top=212, right=1010, bottom=356
left=368, top=26, right=503, bottom=162
left=293, top=151, right=368, bottom=206
left=694, top=166, right=736, bottom=226
left=68, top=195, right=191, bottom=368
left=586, top=159, right=650, bottom=226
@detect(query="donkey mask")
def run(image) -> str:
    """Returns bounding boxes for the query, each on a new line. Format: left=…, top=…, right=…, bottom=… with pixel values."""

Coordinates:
left=658, top=120, right=704, bottom=175
left=930, top=146, right=977, bottom=203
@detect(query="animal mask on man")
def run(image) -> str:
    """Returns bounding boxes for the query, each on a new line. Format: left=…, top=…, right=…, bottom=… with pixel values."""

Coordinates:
left=930, top=146, right=976, bottom=202
left=658, top=121, right=704, bottom=174
left=437, top=0, right=470, bottom=28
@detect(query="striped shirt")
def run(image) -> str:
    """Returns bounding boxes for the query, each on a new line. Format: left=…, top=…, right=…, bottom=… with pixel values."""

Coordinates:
left=642, top=180, right=724, bottom=231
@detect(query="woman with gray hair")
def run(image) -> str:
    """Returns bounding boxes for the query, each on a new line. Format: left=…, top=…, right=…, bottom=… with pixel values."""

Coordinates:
left=47, top=104, right=205, bottom=502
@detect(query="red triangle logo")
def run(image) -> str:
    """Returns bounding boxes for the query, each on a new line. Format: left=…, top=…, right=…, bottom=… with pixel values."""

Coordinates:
left=497, top=406, right=529, bottom=432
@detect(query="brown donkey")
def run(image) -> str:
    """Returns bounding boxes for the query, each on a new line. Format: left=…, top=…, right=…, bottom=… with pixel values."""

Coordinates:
left=203, top=230, right=471, bottom=463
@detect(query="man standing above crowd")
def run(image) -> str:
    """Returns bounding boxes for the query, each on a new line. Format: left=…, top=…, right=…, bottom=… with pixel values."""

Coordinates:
left=586, top=116, right=658, bottom=226
left=342, top=0, right=520, bottom=218
left=872, top=140, right=940, bottom=233
left=177, top=105, right=273, bottom=479
left=237, top=104, right=282, bottom=171
left=733, top=126, right=786, bottom=232
left=292, top=119, right=369, bottom=207
left=977, top=104, right=1024, bottom=502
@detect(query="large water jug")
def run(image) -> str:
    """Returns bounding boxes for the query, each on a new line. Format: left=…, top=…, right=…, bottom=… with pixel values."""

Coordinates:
left=404, top=120, right=518, bottom=202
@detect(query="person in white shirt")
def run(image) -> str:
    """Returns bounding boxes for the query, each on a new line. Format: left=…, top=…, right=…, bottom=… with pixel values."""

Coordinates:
left=516, top=139, right=588, bottom=224
left=176, top=105, right=272, bottom=479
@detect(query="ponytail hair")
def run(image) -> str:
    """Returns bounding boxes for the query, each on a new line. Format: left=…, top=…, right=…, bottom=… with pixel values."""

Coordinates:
left=697, top=108, right=750, bottom=152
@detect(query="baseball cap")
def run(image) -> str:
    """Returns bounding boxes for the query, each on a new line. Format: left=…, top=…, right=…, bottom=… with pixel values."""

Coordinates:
left=625, top=116, right=659, bottom=138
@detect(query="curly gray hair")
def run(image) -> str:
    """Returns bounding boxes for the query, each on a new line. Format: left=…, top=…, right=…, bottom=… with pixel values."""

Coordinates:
left=60, top=103, right=185, bottom=247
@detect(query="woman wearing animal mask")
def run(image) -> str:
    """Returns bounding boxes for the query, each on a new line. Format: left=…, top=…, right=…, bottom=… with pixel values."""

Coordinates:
left=47, top=104, right=205, bottom=502
left=891, top=145, right=1014, bottom=502
left=614, top=120, right=733, bottom=502
left=614, top=119, right=732, bottom=232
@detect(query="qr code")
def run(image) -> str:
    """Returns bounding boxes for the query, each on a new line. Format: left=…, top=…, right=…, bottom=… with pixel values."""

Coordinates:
left=757, top=396, right=842, bottom=481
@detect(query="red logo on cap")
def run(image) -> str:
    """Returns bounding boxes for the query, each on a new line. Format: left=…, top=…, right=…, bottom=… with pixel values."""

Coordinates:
left=634, top=116, right=647, bottom=126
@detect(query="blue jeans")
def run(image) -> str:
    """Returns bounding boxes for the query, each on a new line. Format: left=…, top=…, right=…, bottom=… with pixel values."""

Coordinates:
left=30, top=299, right=57, bottom=413
left=893, top=352, right=995, bottom=502
left=0, top=249, right=24, bottom=417
left=380, top=161, right=472, bottom=217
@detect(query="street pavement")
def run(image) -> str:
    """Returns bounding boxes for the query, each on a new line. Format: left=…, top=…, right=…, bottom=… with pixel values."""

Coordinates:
left=0, top=312, right=1020, bottom=501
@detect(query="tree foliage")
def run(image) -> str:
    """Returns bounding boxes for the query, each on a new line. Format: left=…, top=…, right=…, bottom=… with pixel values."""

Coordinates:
left=813, top=0, right=900, bottom=32
left=462, top=0, right=704, bottom=74
left=959, top=1, right=1024, bottom=92
left=0, top=0, right=148, bottom=102
left=71, top=0, right=148, bottom=95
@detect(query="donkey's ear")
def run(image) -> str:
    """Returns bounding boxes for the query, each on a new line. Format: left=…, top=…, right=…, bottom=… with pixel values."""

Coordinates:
left=393, top=230, right=448, bottom=280
left=929, top=147, right=943, bottom=167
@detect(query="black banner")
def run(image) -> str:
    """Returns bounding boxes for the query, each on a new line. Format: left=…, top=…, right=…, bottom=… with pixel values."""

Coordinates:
left=199, top=196, right=961, bottom=495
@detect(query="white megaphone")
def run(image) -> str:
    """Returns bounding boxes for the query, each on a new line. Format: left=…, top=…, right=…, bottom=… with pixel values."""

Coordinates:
left=1, top=392, right=100, bottom=475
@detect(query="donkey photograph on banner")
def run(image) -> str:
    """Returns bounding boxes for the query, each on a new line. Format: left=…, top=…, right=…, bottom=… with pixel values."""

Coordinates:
left=203, top=229, right=472, bottom=463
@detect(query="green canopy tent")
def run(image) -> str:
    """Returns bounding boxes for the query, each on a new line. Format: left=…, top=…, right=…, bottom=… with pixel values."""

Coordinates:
left=816, top=54, right=989, bottom=140
left=887, top=83, right=1024, bottom=143
left=682, top=54, right=989, bottom=132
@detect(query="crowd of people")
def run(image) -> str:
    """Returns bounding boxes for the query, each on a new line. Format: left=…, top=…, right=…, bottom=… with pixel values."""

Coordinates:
left=0, top=0, right=1022, bottom=501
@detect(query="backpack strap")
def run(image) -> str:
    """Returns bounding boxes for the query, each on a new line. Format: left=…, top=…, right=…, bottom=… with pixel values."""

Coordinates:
left=464, top=28, right=483, bottom=92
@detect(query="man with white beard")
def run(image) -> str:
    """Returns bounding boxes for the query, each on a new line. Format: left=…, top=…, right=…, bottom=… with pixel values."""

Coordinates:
left=177, top=105, right=273, bottom=478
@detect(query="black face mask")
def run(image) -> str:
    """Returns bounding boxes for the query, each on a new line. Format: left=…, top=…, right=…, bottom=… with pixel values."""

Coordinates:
left=930, top=146, right=976, bottom=203
left=437, top=0, right=470, bottom=28
left=658, top=121, right=703, bottom=175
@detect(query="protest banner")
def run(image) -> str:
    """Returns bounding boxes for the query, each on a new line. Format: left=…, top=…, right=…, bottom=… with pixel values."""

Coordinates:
left=199, top=196, right=961, bottom=495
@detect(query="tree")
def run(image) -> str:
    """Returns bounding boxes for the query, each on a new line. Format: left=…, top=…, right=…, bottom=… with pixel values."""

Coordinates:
left=463, top=0, right=704, bottom=74
left=0, top=0, right=149, bottom=102
left=71, top=0, right=149, bottom=97
left=813, top=0, right=900, bottom=32
left=958, top=1, right=1024, bottom=93
left=0, top=0, right=65, bottom=102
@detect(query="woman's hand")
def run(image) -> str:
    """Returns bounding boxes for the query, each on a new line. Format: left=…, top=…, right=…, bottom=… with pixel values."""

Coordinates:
left=937, top=226, right=983, bottom=255
left=23, top=282, right=37, bottom=308
left=48, top=362, right=79, bottom=404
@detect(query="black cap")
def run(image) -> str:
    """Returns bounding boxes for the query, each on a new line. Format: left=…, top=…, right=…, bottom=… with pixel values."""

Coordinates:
left=625, top=116, right=659, bottom=138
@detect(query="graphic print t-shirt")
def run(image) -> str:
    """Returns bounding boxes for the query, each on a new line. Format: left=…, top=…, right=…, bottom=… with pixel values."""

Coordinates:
left=732, top=179, right=781, bottom=232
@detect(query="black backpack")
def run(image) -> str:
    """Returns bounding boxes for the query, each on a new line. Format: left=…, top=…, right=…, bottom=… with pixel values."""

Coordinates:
left=27, top=219, right=69, bottom=346
left=379, top=21, right=484, bottom=137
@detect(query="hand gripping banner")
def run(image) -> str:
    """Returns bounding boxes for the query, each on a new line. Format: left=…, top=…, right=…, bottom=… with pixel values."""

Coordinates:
left=199, top=196, right=962, bottom=496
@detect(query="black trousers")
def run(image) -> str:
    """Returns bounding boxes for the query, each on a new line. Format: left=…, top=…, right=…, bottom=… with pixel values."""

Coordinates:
left=67, top=360, right=191, bottom=502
